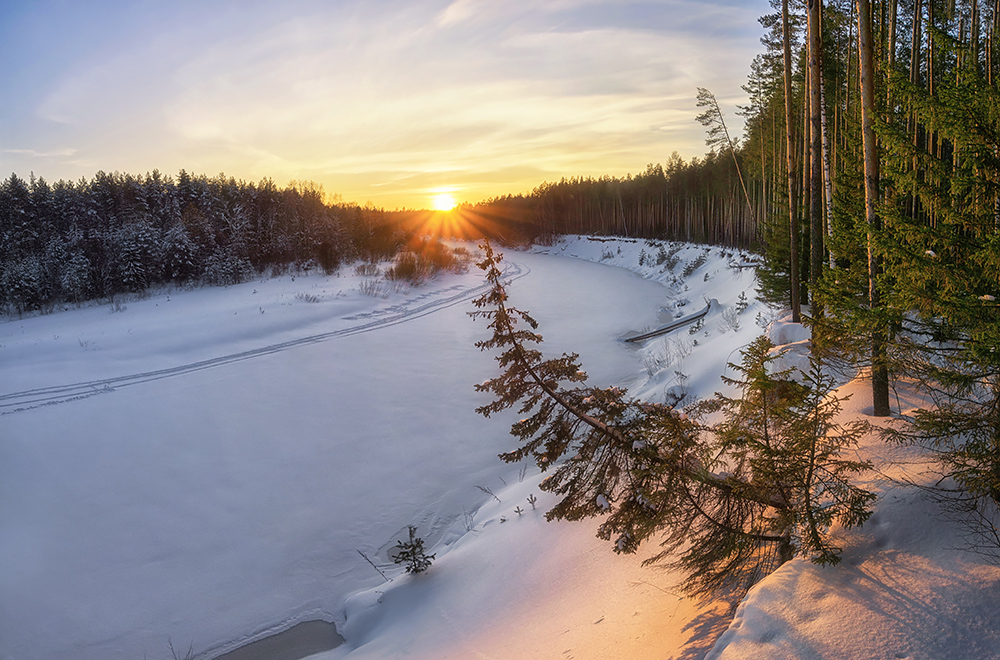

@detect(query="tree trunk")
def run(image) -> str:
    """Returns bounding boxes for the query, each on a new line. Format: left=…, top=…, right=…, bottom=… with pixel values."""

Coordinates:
left=991, top=0, right=999, bottom=85
left=821, top=74, right=835, bottom=269
left=908, top=0, right=923, bottom=220
left=972, top=0, right=980, bottom=76
left=819, top=0, right=835, bottom=271
left=995, top=0, right=1000, bottom=226
left=888, top=0, right=898, bottom=103
left=808, top=0, right=825, bottom=314
left=858, top=0, right=891, bottom=417
left=784, top=0, right=801, bottom=323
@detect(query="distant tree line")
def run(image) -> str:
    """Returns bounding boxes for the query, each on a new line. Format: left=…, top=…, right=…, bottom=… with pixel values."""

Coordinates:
left=0, top=170, right=407, bottom=313
left=464, top=152, right=763, bottom=250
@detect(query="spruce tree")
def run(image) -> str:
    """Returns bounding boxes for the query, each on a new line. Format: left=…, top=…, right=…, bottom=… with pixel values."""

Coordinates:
left=471, top=241, right=875, bottom=602
left=391, top=526, right=435, bottom=574
left=879, top=56, right=1000, bottom=530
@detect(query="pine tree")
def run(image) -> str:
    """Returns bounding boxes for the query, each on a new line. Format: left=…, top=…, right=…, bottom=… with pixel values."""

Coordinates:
left=807, top=0, right=825, bottom=312
left=684, top=337, right=874, bottom=581
left=391, top=526, right=435, bottom=574
left=857, top=0, right=892, bottom=416
left=697, top=87, right=757, bottom=226
left=471, top=241, right=875, bottom=602
left=160, top=223, right=198, bottom=281
left=879, top=53, right=1000, bottom=531
left=115, top=223, right=154, bottom=293
left=783, top=0, right=803, bottom=322
left=60, top=250, right=91, bottom=303
left=1, top=255, right=43, bottom=314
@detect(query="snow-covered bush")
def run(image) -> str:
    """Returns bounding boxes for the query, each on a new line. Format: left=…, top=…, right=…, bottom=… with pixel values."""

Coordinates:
left=721, top=306, right=741, bottom=332
left=385, top=252, right=425, bottom=283
left=202, top=248, right=254, bottom=286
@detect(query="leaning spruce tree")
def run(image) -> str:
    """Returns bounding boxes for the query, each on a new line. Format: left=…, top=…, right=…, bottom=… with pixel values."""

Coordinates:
left=471, top=241, right=874, bottom=602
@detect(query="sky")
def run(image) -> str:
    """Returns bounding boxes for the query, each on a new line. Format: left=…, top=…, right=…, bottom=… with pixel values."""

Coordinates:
left=0, top=0, right=773, bottom=210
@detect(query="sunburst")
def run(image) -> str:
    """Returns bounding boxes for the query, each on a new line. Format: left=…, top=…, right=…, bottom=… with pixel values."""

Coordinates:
left=432, top=193, right=456, bottom=211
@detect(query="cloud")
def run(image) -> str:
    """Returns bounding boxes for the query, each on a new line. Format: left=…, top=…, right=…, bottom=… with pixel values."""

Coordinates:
left=437, top=0, right=478, bottom=26
left=1, top=0, right=773, bottom=207
left=3, top=148, right=78, bottom=158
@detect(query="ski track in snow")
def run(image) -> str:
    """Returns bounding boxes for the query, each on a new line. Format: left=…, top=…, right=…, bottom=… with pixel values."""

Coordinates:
left=0, top=261, right=527, bottom=415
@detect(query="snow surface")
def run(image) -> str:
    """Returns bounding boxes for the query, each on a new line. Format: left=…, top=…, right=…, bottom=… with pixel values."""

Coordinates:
left=2, top=236, right=996, bottom=660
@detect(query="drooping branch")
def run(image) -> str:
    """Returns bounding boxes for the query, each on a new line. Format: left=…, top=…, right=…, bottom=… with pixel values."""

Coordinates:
left=471, top=240, right=788, bottom=511
left=470, top=241, right=875, bottom=600
left=475, top=245, right=625, bottom=442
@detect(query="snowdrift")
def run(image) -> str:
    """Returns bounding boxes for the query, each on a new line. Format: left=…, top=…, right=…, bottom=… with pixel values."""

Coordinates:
left=2, top=236, right=995, bottom=660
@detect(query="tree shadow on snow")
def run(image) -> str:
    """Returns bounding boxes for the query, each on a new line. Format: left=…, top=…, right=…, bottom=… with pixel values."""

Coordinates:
left=668, top=606, right=732, bottom=660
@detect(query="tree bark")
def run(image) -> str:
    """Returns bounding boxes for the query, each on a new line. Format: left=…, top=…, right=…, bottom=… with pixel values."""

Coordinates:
left=857, top=0, right=891, bottom=417
left=991, top=0, right=999, bottom=85
left=784, top=0, right=802, bottom=323
left=808, top=0, right=825, bottom=314
left=821, top=73, right=835, bottom=269
left=972, top=0, right=980, bottom=76
left=888, top=0, right=898, bottom=103
left=908, top=0, right=923, bottom=220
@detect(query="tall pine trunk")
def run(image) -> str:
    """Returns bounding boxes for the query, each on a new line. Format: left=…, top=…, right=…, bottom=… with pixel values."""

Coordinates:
left=808, top=0, right=825, bottom=314
left=991, top=0, right=999, bottom=85
left=821, top=73, right=835, bottom=269
left=784, top=0, right=802, bottom=322
left=909, top=0, right=923, bottom=221
left=857, top=0, right=891, bottom=417
left=819, top=1, right=835, bottom=270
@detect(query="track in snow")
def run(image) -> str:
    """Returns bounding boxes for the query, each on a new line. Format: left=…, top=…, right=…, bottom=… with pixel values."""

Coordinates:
left=0, top=261, right=527, bottom=414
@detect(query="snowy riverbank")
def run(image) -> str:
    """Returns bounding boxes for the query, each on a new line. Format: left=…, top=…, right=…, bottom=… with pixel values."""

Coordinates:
left=3, top=236, right=995, bottom=660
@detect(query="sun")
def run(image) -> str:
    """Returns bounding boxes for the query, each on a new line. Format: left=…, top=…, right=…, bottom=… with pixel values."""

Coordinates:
left=431, top=193, right=456, bottom=211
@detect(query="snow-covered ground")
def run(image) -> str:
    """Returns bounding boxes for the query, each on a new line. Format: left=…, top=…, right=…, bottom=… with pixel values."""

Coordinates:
left=1, top=236, right=996, bottom=660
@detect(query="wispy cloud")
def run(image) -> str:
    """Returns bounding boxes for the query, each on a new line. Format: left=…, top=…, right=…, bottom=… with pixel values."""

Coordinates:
left=0, top=0, right=772, bottom=208
left=4, top=148, right=78, bottom=158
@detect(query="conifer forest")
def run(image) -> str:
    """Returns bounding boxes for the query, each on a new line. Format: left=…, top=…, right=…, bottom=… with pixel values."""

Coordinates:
left=2, top=0, right=999, bottom=598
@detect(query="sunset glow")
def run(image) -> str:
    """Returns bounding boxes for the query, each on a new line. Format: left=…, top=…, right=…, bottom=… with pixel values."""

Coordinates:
left=0, top=1, right=772, bottom=210
left=432, top=193, right=457, bottom=211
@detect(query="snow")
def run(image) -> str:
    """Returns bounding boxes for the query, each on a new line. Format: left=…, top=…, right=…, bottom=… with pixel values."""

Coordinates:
left=1, top=235, right=996, bottom=660
left=707, top=377, right=1000, bottom=660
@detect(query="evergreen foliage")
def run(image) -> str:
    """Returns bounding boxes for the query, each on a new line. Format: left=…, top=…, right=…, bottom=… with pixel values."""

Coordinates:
left=466, top=154, right=762, bottom=248
left=7, top=0, right=1000, bottom=573
left=734, top=0, right=1000, bottom=556
left=0, top=170, right=411, bottom=313
left=471, top=242, right=874, bottom=602
left=465, top=0, right=1000, bottom=571
left=877, top=47, right=1000, bottom=521
left=391, top=526, right=436, bottom=574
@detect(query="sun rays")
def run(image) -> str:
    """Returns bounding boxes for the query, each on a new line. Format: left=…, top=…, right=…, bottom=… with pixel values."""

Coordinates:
left=432, top=192, right=457, bottom=211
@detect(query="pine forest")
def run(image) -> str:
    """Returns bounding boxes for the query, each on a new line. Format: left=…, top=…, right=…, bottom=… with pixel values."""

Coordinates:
left=2, top=0, right=999, bottom=601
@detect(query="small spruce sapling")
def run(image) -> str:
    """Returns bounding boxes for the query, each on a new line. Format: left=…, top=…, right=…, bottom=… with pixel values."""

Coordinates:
left=736, top=291, right=748, bottom=313
left=391, top=526, right=435, bottom=574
